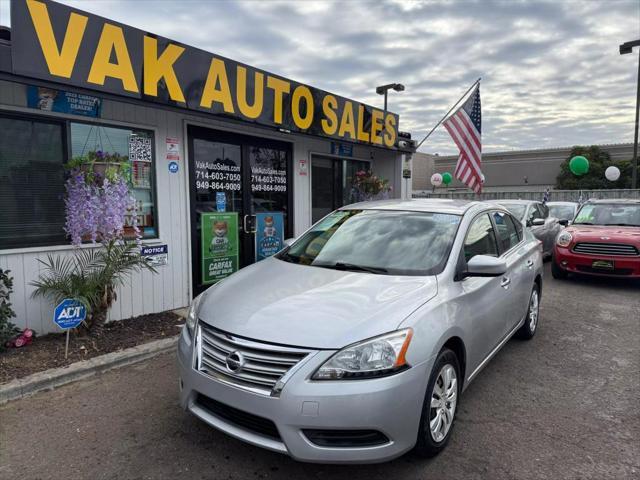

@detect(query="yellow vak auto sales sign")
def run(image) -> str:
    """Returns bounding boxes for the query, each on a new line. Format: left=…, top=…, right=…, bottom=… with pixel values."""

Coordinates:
left=10, top=0, right=399, bottom=148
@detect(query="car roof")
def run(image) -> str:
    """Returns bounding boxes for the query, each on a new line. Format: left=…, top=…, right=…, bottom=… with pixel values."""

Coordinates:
left=585, top=198, right=640, bottom=205
left=496, top=199, right=539, bottom=205
left=340, top=198, right=488, bottom=215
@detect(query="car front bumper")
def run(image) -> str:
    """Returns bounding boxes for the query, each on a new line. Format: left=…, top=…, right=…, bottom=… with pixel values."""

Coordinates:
left=554, top=246, right=640, bottom=278
left=177, top=328, right=432, bottom=464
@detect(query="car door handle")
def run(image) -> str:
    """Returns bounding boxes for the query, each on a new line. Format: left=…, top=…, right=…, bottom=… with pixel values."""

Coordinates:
left=501, top=277, right=511, bottom=289
left=526, top=259, right=534, bottom=269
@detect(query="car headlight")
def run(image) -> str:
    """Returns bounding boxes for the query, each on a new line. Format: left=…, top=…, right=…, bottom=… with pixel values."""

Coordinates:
left=312, top=328, right=413, bottom=380
left=556, top=231, right=573, bottom=248
left=185, top=293, right=204, bottom=336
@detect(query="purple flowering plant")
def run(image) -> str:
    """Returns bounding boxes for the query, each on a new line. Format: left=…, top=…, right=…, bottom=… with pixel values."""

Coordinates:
left=64, top=166, right=139, bottom=246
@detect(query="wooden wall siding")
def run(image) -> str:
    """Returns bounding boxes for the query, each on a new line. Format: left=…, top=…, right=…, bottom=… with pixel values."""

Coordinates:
left=0, top=80, right=401, bottom=334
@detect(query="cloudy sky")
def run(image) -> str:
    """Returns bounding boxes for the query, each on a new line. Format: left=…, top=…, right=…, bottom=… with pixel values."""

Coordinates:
left=1, top=0, right=638, bottom=154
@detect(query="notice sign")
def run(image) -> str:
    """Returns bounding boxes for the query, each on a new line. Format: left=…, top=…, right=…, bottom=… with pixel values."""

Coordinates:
left=255, top=212, right=284, bottom=261
left=166, top=137, right=180, bottom=161
left=141, top=244, right=169, bottom=267
left=298, top=159, right=308, bottom=176
left=201, top=212, right=239, bottom=284
left=27, top=85, right=101, bottom=117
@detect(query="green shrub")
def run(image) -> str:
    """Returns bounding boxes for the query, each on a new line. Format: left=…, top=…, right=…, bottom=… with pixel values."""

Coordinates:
left=0, top=269, right=20, bottom=351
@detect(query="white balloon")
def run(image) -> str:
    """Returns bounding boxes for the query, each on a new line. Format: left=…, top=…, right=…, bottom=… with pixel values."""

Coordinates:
left=431, top=173, right=443, bottom=187
left=605, top=166, right=620, bottom=182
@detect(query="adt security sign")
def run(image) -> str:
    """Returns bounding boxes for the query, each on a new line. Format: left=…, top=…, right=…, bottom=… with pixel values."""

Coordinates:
left=53, top=299, right=86, bottom=329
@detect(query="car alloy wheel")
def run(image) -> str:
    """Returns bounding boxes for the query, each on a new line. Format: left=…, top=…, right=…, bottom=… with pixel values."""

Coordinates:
left=429, top=364, right=458, bottom=442
left=528, top=289, right=539, bottom=333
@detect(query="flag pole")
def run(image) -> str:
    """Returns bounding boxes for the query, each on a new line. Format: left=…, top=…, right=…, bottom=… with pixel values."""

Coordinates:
left=416, top=77, right=481, bottom=149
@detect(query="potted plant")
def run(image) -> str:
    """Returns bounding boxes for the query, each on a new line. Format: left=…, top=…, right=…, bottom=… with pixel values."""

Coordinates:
left=66, top=150, right=130, bottom=181
left=350, top=170, right=392, bottom=202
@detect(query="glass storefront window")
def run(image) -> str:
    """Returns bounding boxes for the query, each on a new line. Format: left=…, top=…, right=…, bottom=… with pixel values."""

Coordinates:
left=0, top=114, right=66, bottom=249
left=70, top=123, right=158, bottom=239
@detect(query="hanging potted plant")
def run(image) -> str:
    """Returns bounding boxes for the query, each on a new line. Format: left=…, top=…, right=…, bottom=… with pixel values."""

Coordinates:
left=350, top=170, right=392, bottom=202
left=66, top=150, right=130, bottom=182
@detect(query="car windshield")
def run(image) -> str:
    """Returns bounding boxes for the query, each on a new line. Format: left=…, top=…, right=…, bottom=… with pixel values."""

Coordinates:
left=277, top=209, right=461, bottom=275
left=573, top=203, right=640, bottom=227
left=548, top=205, right=576, bottom=221
left=500, top=204, right=526, bottom=220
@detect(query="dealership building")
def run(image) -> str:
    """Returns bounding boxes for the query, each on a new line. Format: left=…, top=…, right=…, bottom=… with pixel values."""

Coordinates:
left=0, top=0, right=414, bottom=334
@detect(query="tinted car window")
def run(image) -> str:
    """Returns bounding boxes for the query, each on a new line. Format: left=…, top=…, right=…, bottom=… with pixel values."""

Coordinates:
left=501, top=203, right=526, bottom=220
left=548, top=205, right=576, bottom=221
left=537, top=203, right=549, bottom=218
left=464, top=214, right=498, bottom=261
left=493, top=211, right=521, bottom=252
left=528, top=204, right=543, bottom=224
left=574, top=203, right=640, bottom=227
left=278, top=209, right=462, bottom=275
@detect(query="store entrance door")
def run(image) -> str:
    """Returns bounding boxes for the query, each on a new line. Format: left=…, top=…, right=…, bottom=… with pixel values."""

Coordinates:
left=188, top=126, right=292, bottom=296
left=311, top=156, right=369, bottom=223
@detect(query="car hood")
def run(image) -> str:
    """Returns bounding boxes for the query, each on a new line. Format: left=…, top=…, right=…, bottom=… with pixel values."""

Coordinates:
left=567, top=225, right=640, bottom=245
left=198, top=257, right=438, bottom=349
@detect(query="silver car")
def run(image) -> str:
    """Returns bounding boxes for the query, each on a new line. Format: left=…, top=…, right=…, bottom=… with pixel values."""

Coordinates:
left=178, top=199, right=543, bottom=463
left=499, top=200, right=562, bottom=258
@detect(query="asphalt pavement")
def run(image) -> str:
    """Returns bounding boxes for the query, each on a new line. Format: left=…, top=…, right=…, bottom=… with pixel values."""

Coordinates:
left=1, top=264, right=639, bottom=480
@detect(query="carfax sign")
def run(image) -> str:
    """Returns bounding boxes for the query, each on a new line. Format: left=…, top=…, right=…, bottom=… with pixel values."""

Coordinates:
left=255, top=212, right=284, bottom=261
left=10, top=0, right=399, bottom=148
left=200, top=212, right=239, bottom=284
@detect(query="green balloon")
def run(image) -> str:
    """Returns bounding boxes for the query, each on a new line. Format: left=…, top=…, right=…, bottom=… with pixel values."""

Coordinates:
left=442, top=172, right=453, bottom=185
left=569, top=156, right=589, bottom=176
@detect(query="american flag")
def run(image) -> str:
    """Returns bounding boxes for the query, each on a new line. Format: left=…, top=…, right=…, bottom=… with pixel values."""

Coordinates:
left=443, top=86, right=482, bottom=193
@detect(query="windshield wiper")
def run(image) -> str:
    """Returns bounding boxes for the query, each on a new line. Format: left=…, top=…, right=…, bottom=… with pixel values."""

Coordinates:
left=319, top=262, right=388, bottom=274
left=573, top=222, right=594, bottom=225
left=604, top=223, right=638, bottom=227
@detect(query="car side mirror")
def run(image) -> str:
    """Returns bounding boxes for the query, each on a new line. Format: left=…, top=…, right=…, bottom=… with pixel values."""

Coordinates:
left=463, top=255, right=507, bottom=278
left=558, top=219, right=569, bottom=226
left=531, top=218, right=545, bottom=226
left=283, top=237, right=296, bottom=247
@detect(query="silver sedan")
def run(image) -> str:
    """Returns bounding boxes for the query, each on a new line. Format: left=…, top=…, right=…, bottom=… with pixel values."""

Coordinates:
left=178, top=199, right=543, bottom=463
left=499, top=200, right=563, bottom=258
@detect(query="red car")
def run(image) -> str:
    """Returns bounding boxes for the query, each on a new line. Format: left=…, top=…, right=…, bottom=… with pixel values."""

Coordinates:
left=552, top=199, right=640, bottom=279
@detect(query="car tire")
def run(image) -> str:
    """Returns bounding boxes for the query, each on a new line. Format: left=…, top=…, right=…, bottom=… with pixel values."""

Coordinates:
left=516, top=284, right=540, bottom=340
left=551, top=258, right=568, bottom=279
left=414, top=348, right=461, bottom=458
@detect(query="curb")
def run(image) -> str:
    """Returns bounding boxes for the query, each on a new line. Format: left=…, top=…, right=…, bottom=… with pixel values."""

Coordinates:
left=0, top=336, right=178, bottom=405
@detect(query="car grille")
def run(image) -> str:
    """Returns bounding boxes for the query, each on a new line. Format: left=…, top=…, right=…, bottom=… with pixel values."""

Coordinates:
left=196, top=393, right=281, bottom=440
left=572, top=242, right=639, bottom=257
left=196, top=322, right=311, bottom=395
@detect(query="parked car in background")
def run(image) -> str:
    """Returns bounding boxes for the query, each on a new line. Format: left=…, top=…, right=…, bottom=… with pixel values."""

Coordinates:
left=498, top=200, right=562, bottom=258
left=178, top=199, right=544, bottom=463
left=552, top=199, right=640, bottom=279
left=547, top=201, right=579, bottom=226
